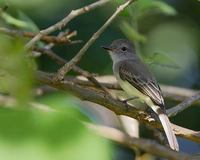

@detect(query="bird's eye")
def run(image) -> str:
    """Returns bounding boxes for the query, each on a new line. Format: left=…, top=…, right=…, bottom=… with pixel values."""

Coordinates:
left=121, top=46, right=127, bottom=52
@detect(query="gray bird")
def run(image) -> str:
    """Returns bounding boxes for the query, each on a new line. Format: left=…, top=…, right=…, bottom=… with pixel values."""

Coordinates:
left=102, top=39, right=179, bottom=151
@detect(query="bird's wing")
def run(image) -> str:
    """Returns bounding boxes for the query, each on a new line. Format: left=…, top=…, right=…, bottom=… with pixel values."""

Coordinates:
left=118, top=60, right=164, bottom=108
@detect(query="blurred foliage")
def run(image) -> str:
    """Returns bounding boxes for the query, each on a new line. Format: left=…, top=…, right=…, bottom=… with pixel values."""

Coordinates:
left=0, top=35, right=34, bottom=104
left=116, top=0, right=177, bottom=17
left=16, top=11, right=39, bottom=31
left=0, top=0, right=46, bottom=7
left=142, top=21, right=200, bottom=86
left=120, top=21, right=146, bottom=43
left=0, top=93, right=111, bottom=160
left=131, top=0, right=177, bottom=17
left=144, top=52, right=180, bottom=69
left=1, top=11, right=38, bottom=31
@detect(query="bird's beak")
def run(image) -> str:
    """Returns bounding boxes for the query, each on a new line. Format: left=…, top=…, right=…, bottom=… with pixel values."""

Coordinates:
left=101, top=45, right=112, bottom=51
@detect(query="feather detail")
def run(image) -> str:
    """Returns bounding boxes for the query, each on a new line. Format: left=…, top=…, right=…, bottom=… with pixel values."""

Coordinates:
left=151, top=105, right=179, bottom=151
left=118, top=60, right=164, bottom=108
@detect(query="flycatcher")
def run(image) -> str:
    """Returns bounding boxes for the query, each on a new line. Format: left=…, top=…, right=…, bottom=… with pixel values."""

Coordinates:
left=102, top=39, right=179, bottom=151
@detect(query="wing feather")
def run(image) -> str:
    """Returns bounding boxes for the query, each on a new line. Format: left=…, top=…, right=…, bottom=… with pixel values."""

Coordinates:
left=118, top=60, right=164, bottom=108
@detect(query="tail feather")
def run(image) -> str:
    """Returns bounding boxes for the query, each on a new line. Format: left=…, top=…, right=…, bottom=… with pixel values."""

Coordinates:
left=151, top=105, right=179, bottom=151
left=159, top=113, right=179, bottom=151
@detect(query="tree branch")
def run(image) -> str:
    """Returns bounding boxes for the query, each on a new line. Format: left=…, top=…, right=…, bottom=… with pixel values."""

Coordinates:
left=25, top=0, right=111, bottom=48
left=65, top=75, right=200, bottom=117
left=36, top=71, right=200, bottom=144
left=0, top=27, right=81, bottom=44
left=53, top=0, right=134, bottom=82
left=0, top=94, right=192, bottom=159
left=60, top=75, right=200, bottom=103
left=167, top=92, right=200, bottom=117
left=33, top=47, right=110, bottom=94
left=161, top=84, right=199, bottom=102
left=87, top=123, right=191, bottom=160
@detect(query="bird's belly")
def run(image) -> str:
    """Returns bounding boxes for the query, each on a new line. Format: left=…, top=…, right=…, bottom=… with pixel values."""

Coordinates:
left=117, top=78, right=149, bottom=102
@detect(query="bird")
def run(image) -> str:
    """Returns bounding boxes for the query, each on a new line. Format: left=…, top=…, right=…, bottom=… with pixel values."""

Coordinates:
left=102, top=39, right=179, bottom=151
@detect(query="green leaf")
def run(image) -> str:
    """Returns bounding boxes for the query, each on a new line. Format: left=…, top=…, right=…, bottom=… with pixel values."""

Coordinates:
left=152, top=1, right=177, bottom=15
left=120, top=21, right=146, bottom=43
left=130, top=0, right=177, bottom=19
left=1, top=11, right=39, bottom=31
left=144, top=52, right=180, bottom=69
left=17, top=10, right=39, bottom=32
left=0, top=35, right=35, bottom=104
left=1, top=12, right=30, bottom=29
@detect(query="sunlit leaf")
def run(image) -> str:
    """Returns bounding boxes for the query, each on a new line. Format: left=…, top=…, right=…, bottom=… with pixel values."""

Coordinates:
left=1, top=11, right=39, bottom=31
left=1, top=12, right=30, bottom=28
left=144, top=52, right=180, bottom=69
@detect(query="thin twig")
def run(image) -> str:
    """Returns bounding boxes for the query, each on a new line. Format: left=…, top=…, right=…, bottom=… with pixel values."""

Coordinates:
left=68, top=75, right=200, bottom=115
left=33, top=47, right=110, bottom=94
left=36, top=71, right=200, bottom=144
left=25, top=0, right=111, bottom=48
left=0, top=27, right=81, bottom=44
left=167, top=92, right=200, bottom=117
left=53, top=0, right=134, bottom=82
left=43, top=30, right=69, bottom=50
left=87, top=123, right=191, bottom=160
left=161, top=84, right=199, bottom=101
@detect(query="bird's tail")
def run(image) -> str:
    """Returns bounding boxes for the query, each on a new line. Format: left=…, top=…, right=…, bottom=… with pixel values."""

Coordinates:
left=151, top=105, right=179, bottom=151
